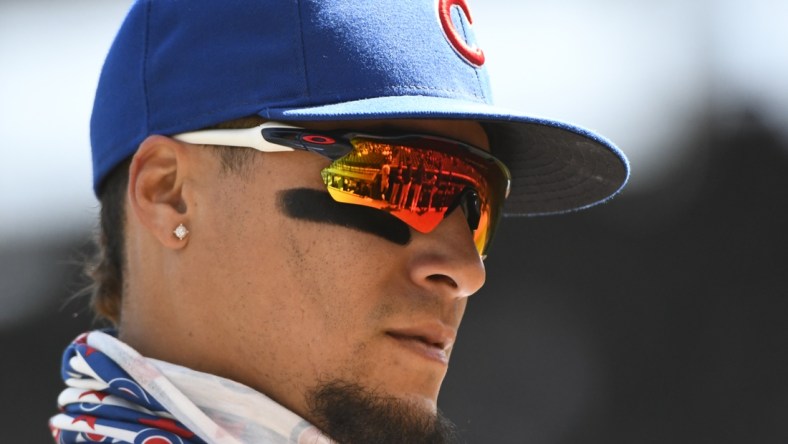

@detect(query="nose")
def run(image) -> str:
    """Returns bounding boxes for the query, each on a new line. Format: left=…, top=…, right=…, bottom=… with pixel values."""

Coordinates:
left=408, top=209, right=486, bottom=298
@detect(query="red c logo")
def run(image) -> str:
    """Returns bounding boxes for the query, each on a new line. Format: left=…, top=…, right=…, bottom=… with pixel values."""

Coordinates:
left=438, top=0, right=485, bottom=67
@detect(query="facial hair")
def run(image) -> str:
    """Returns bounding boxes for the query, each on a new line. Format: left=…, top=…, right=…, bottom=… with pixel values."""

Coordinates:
left=306, top=380, right=461, bottom=444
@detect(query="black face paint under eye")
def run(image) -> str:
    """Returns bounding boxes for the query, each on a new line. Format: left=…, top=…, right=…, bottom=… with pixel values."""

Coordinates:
left=278, top=188, right=411, bottom=245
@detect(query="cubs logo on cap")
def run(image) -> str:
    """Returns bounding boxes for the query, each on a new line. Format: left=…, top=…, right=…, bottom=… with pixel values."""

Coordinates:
left=91, top=0, right=628, bottom=216
left=438, top=0, right=485, bottom=67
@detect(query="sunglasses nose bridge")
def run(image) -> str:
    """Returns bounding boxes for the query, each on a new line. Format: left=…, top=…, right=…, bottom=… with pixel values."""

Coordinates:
left=445, top=187, right=482, bottom=231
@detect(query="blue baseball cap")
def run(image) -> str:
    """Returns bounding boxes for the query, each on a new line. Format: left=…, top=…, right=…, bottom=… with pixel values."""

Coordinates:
left=91, top=0, right=628, bottom=216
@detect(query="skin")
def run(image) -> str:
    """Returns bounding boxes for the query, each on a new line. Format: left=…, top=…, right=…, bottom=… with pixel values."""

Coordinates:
left=278, top=188, right=412, bottom=245
left=121, top=119, right=488, bottom=424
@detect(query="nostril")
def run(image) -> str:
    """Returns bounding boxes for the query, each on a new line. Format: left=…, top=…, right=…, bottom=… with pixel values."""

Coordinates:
left=427, top=274, right=458, bottom=289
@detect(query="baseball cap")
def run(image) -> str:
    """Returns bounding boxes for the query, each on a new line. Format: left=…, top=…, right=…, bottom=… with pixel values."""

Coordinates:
left=91, top=0, right=629, bottom=216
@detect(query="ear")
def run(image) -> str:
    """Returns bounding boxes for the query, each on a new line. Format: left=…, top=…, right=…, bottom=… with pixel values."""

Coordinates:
left=128, top=135, right=194, bottom=249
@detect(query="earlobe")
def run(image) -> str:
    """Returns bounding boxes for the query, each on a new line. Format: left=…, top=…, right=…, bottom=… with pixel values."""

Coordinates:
left=128, top=135, right=193, bottom=249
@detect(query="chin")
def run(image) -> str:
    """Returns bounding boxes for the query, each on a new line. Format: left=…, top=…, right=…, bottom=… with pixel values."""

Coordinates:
left=376, top=370, right=446, bottom=408
left=305, top=377, right=459, bottom=443
left=403, top=392, right=440, bottom=413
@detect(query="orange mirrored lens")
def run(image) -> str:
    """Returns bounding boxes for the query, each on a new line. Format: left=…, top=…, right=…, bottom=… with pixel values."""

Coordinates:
left=320, top=135, right=509, bottom=255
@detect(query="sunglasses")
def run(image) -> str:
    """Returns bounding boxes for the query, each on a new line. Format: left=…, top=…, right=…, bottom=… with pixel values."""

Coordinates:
left=173, top=121, right=511, bottom=256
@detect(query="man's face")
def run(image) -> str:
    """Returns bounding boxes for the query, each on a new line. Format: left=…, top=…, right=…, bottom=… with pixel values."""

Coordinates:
left=183, top=119, right=488, bottom=424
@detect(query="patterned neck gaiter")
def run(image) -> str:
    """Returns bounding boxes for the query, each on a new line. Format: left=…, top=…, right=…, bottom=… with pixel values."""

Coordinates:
left=49, top=330, right=331, bottom=444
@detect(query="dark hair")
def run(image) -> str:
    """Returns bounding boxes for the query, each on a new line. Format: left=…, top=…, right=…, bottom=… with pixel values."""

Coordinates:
left=85, top=116, right=265, bottom=324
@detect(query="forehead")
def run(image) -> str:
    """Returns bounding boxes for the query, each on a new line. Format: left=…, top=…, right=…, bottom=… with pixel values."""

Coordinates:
left=299, top=119, right=490, bottom=152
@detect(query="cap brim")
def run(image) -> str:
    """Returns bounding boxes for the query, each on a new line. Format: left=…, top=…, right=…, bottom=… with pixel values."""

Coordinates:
left=262, top=95, right=629, bottom=217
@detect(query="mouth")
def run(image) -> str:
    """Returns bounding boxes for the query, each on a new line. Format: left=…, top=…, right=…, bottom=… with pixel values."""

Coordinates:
left=385, top=326, right=456, bottom=365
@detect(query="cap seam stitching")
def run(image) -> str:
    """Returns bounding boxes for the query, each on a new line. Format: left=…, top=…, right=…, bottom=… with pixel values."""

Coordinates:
left=142, top=0, right=152, bottom=135
left=456, top=8, right=488, bottom=101
left=295, top=0, right=312, bottom=102
left=315, top=84, right=486, bottom=101
left=153, top=86, right=489, bottom=131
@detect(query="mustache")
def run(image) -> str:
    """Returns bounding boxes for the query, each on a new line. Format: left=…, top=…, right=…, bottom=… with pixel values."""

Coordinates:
left=277, top=188, right=411, bottom=246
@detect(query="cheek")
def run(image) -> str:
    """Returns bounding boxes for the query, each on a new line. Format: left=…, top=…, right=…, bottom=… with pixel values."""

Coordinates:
left=277, top=188, right=411, bottom=246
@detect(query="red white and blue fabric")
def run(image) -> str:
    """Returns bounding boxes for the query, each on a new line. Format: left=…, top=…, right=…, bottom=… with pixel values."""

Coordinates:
left=50, top=331, right=204, bottom=443
left=50, top=330, right=331, bottom=444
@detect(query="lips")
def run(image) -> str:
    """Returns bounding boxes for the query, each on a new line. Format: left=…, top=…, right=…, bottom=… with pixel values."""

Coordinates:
left=385, top=325, right=456, bottom=365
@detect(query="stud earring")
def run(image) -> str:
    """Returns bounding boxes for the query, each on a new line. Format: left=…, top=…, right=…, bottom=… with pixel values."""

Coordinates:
left=173, top=223, right=189, bottom=240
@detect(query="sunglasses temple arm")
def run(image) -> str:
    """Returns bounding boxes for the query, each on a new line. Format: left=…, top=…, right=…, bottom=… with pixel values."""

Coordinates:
left=173, top=122, right=301, bottom=153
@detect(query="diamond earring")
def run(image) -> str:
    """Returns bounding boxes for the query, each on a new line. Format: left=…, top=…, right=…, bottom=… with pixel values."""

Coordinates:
left=173, top=223, right=189, bottom=240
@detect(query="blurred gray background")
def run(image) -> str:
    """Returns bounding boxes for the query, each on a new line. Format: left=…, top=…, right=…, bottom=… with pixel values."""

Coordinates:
left=2, top=0, right=787, bottom=442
